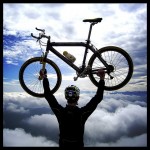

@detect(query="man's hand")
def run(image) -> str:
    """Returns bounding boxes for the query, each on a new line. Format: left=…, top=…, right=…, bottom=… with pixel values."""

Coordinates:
left=39, top=69, right=47, bottom=79
left=97, top=69, right=105, bottom=80
left=42, top=69, right=50, bottom=89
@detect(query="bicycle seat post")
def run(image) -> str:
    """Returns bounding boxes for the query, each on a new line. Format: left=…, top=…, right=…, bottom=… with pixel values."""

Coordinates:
left=81, top=23, right=95, bottom=72
left=86, top=22, right=95, bottom=43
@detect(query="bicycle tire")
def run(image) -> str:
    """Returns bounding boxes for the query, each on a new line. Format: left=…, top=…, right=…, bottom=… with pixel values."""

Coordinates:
left=88, top=46, right=133, bottom=90
left=19, top=57, right=62, bottom=97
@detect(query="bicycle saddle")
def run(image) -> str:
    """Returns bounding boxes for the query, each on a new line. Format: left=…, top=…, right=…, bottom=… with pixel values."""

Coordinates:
left=83, top=18, right=102, bottom=23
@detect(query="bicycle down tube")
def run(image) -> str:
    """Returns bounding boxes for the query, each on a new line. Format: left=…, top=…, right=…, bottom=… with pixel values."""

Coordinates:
left=47, top=41, right=110, bottom=73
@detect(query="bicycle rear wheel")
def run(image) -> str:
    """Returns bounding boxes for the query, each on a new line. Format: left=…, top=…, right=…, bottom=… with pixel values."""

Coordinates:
left=19, top=57, right=62, bottom=97
left=88, top=46, right=133, bottom=90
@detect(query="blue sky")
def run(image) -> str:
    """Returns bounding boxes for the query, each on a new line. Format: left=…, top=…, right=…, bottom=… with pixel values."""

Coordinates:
left=3, top=3, right=147, bottom=147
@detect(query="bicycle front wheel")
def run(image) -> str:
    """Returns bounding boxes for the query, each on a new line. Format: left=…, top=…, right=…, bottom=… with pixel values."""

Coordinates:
left=19, top=57, right=62, bottom=97
left=88, top=46, right=133, bottom=90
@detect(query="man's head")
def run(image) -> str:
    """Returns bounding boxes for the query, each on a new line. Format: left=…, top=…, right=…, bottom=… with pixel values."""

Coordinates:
left=65, top=85, right=80, bottom=105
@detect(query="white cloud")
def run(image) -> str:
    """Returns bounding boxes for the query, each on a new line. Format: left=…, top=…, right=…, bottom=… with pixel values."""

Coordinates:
left=112, top=133, right=147, bottom=147
left=25, top=114, right=59, bottom=131
left=84, top=104, right=147, bottom=145
left=6, top=102, right=29, bottom=114
left=3, top=92, right=48, bottom=108
left=5, top=59, right=18, bottom=65
left=3, top=37, right=41, bottom=63
left=3, top=128, right=58, bottom=147
left=93, top=133, right=147, bottom=147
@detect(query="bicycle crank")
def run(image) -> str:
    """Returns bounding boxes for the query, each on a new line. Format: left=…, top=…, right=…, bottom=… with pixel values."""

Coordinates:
left=74, top=65, right=91, bottom=81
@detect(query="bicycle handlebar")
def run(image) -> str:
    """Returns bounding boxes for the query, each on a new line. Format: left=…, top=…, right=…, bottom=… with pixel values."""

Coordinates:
left=31, top=27, right=50, bottom=40
left=31, top=33, right=40, bottom=39
left=35, top=27, right=45, bottom=33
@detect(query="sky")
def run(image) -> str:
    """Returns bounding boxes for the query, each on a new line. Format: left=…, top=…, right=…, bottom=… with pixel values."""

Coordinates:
left=3, top=3, right=147, bottom=147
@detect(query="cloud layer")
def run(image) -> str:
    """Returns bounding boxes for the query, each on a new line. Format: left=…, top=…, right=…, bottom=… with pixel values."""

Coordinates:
left=3, top=90, right=147, bottom=147
left=3, top=128, right=58, bottom=147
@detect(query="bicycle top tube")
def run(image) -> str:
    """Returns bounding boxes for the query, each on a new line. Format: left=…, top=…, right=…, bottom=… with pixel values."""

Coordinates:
left=50, top=42, right=86, bottom=47
left=49, top=41, right=97, bottom=53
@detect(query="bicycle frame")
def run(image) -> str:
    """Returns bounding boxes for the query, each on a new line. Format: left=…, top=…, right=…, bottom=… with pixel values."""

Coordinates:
left=44, top=40, right=110, bottom=74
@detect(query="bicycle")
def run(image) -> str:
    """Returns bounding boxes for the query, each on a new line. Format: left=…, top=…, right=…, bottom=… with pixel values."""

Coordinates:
left=19, top=18, right=133, bottom=98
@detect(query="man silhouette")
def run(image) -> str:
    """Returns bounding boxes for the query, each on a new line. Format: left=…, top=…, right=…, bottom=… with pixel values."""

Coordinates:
left=42, top=69, right=105, bottom=147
